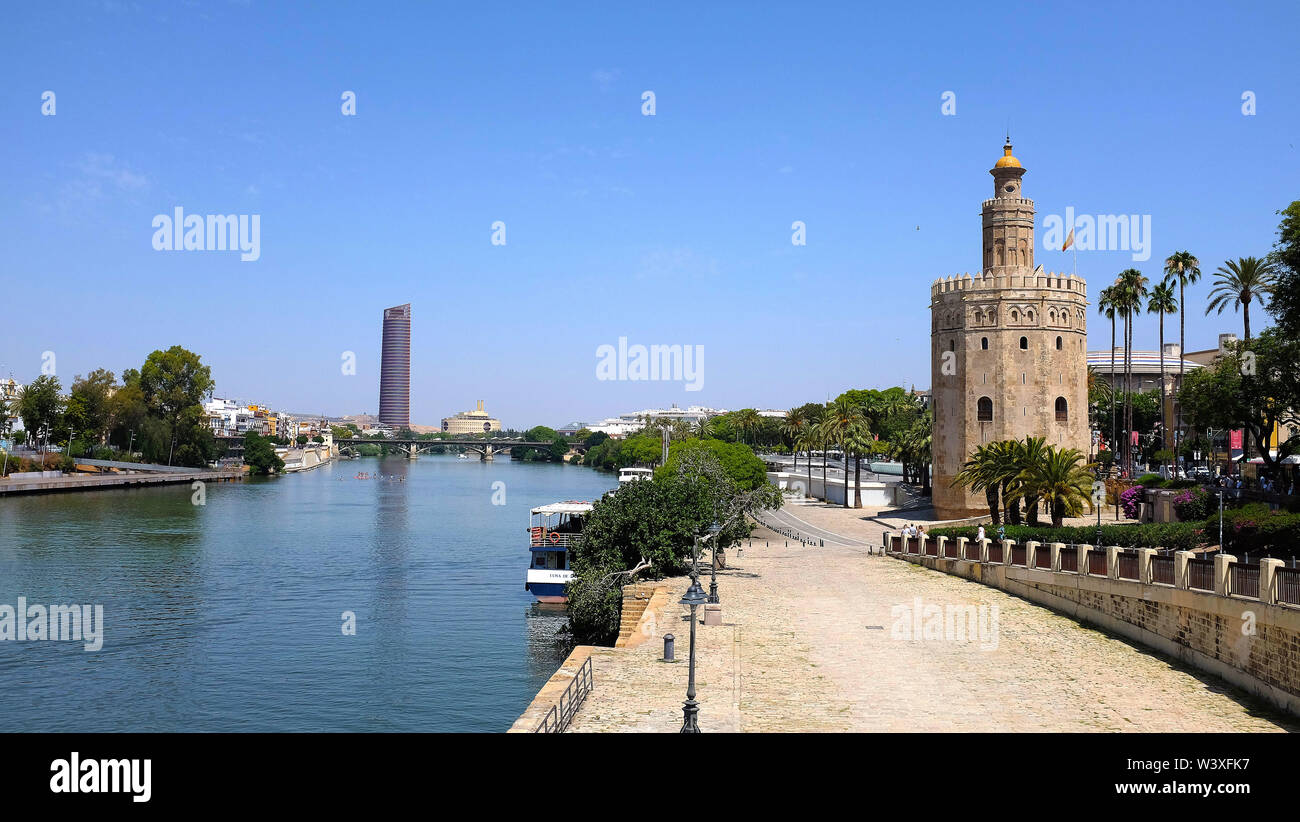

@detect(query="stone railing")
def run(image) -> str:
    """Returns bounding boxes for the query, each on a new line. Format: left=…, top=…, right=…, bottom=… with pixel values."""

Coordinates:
left=882, top=531, right=1300, bottom=716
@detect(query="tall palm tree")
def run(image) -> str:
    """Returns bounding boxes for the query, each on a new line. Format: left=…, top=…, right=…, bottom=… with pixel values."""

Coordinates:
left=1096, top=285, right=1120, bottom=460
left=820, top=398, right=866, bottom=508
left=1024, top=447, right=1095, bottom=527
left=796, top=429, right=816, bottom=499
left=1205, top=256, right=1277, bottom=342
left=989, top=440, right=1024, bottom=525
left=781, top=407, right=807, bottom=471
left=1114, top=269, right=1149, bottom=476
left=815, top=407, right=834, bottom=502
left=1162, top=250, right=1200, bottom=454
left=1147, top=281, right=1178, bottom=475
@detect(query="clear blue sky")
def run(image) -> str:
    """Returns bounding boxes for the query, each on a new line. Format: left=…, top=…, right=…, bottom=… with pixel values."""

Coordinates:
left=3, top=1, right=1298, bottom=428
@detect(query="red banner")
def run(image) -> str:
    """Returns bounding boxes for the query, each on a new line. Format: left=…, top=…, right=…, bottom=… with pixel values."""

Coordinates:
left=1229, top=430, right=1244, bottom=450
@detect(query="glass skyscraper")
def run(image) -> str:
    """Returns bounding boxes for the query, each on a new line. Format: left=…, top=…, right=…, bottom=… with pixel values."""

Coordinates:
left=378, top=303, right=411, bottom=427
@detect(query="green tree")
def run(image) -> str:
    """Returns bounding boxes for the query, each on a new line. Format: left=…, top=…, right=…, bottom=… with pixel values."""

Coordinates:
left=1113, top=269, right=1149, bottom=475
left=65, top=369, right=117, bottom=451
left=1267, top=201, right=1300, bottom=335
left=952, top=442, right=1005, bottom=525
left=137, top=346, right=216, bottom=466
left=1096, top=285, right=1120, bottom=456
left=1163, top=250, right=1201, bottom=452
left=17, top=375, right=63, bottom=447
left=1206, top=256, right=1276, bottom=343
left=1025, top=447, right=1095, bottom=527
left=243, top=431, right=285, bottom=475
left=1147, top=280, right=1178, bottom=473
left=1179, top=329, right=1300, bottom=474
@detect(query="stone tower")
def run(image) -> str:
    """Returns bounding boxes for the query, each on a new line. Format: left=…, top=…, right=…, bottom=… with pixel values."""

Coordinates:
left=930, top=141, right=1090, bottom=520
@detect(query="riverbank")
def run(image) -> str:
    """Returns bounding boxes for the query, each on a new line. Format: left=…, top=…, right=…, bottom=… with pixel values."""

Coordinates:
left=520, top=507, right=1295, bottom=732
left=0, top=467, right=243, bottom=496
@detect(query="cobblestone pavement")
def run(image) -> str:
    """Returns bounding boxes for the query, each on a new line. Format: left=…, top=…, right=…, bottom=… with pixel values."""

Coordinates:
left=566, top=508, right=1295, bottom=733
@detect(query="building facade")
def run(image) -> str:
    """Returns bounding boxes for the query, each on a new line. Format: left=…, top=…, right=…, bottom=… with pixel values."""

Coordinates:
left=378, top=303, right=411, bottom=427
left=930, top=141, right=1090, bottom=519
left=441, top=400, right=501, bottom=434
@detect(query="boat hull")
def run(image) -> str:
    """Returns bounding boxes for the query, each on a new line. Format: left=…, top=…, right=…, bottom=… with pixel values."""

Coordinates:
left=526, top=570, right=572, bottom=603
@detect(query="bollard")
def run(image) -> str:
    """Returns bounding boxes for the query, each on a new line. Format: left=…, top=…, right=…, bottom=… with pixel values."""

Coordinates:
left=663, top=634, right=676, bottom=662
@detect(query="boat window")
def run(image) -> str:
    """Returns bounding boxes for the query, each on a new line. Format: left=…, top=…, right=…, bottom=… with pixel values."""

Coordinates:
left=533, top=554, right=545, bottom=568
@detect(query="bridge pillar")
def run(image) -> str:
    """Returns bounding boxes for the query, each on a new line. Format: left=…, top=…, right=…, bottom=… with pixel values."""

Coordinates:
left=481, top=445, right=495, bottom=462
left=406, top=444, right=419, bottom=460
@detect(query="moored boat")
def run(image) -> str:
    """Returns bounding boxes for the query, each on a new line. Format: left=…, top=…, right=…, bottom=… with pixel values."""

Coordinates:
left=525, top=500, right=592, bottom=603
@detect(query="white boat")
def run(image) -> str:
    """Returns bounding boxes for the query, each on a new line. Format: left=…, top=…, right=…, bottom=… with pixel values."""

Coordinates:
left=618, top=467, right=653, bottom=485
left=525, top=501, right=592, bottom=603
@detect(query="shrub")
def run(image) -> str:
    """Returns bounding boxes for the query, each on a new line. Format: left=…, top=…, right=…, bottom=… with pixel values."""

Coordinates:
left=1119, top=485, right=1144, bottom=519
left=928, top=522, right=1204, bottom=552
left=1135, top=473, right=1163, bottom=486
left=1208, top=503, right=1300, bottom=558
left=1172, top=487, right=1212, bottom=521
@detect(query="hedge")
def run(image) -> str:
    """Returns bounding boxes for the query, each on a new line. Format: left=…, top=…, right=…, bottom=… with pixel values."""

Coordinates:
left=927, top=522, right=1205, bottom=552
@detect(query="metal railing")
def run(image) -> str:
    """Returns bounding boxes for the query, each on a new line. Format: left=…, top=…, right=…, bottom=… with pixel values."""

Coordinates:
left=988, top=542, right=1003, bottom=563
left=530, top=530, right=582, bottom=549
left=925, top=540, right=938, bottom=557
left=1151, top=555, right=1174, bottom=586
left=964, top=541, right=981, bottom=561
left=1059, top=546, right=1078, bottom=573
left=1229, top=562, right=1260, bottom=599
left=1117, top=551, right=1139, bottom=581
left=1034, top=548, right=1052, bottom=570
left=944, top=540, right=958, bottom=558
left=534, top=655, right=594, bottom=733
left=1011, top=545, right=1026, bottom=566
left=1088, top=550, right=1108, bottom=576
left=1188, top=559, right=1215, bottom=592
left=1278, top=568, right=1300, bottom=606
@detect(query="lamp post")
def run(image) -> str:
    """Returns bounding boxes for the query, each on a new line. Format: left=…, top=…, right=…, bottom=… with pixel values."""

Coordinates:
left=678, top=575, right=707, bottom=733
left=1093, top=464, right=1105, bottom=553
left=707, top=518, right=721, bottom=604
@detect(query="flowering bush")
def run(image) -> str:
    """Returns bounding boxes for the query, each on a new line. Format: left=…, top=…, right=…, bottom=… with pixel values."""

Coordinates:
left=1119, top=485, right=1144, bottom=519
left=1172, top=487, right=1212, bottom=521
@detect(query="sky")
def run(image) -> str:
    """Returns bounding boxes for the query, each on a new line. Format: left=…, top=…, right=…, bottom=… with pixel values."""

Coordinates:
left=3, top=1, right=1298, bottom=429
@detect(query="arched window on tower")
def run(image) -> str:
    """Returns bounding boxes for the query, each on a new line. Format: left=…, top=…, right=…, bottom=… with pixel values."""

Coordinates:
left=1020, top=240, right=1028, bottom=265
left=1055, top=397, right=1068, bottom=422
left=1019, top=336, right=1028, bottom=349
left=981, top=337, right=989, bottom=350
left=977, top=397, right=993, bottom=422
left=1056, top=336, right=1063, bottom=350
left=995, top=242, right=1004, bottom=266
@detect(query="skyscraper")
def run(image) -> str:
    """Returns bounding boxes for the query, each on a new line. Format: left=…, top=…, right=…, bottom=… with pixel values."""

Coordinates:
left=379, top=303, right=411, bottom=427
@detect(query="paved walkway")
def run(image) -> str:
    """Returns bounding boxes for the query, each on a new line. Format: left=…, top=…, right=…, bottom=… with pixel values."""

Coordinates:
left=566, top=505, right=1295, bottom=733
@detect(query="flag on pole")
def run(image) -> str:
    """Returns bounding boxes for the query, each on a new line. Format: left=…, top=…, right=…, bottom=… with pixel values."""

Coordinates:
left=1062, top=228, right=1075, bottom=251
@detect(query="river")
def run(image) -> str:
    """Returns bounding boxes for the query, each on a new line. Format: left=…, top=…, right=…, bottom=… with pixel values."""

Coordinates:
left=0, top=455, right=616, bottom=732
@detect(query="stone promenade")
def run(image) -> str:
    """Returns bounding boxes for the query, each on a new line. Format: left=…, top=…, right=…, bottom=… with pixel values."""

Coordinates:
left=565, top=505, right=1295, bottom=732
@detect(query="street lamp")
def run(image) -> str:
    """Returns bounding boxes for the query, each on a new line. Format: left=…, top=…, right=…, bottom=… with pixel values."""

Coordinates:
left=678, top=576, right=707, bottom=733
left=1093, top=464, right=1105, bottom=553
left=707, top=518, right=722, bottom=604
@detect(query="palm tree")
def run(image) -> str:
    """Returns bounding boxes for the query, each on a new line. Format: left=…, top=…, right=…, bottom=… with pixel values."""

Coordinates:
left=796, top=429, right=816, bottom=499
left=1163, top=250, right=1200, bottom=454
left=1114, top=269, right=1149, bottom=476
left=1024, top=447, right=1095, bottom=527
left=692, top=416, right=714, bottom=440
left=781, top=407, right=807, bottom=471
left=1147, top=281, right=1178, bottom=475
left=1205, top=256, right=1277, bottom=342
left=1097, top=286, right=1120, bottom=460
left=815, top=408, right=834, bottom=502
left=1011, top=436, right=1049, bottom=526
left=732, top=408, right=761, bottom=446
left=820, top=398, right=865, bottom=508
left=952, top=443, right=1003, bottom=525
left=989, top=440, right=1024, bottom=525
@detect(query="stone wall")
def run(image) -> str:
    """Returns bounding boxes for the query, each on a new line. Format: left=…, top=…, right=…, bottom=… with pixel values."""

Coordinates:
left=885, top=533, right=1300, bottom=716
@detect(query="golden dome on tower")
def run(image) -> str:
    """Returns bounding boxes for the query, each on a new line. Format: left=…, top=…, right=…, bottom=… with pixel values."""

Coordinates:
left=994, top=139, right=1021, bottom=168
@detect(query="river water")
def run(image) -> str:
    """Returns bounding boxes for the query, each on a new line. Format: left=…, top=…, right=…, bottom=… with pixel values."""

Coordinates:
left=0, top=455, right=615, bottom=732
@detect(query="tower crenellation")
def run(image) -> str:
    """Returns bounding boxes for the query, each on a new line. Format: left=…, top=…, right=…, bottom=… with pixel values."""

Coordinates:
left=929, top=142, right=1091, bottom=520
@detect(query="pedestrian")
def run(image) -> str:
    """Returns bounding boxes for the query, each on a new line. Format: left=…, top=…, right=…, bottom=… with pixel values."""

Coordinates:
left=977, top=524, right=986, bottom=543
